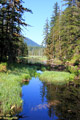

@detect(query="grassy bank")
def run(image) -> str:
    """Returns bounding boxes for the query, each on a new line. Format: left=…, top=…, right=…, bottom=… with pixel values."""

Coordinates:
left=40, top=71, right=75, bottom=85
left=0, top=63, right=37, bottom=117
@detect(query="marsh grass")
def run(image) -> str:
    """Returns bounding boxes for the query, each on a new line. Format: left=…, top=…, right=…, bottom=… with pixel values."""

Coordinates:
left=0, top=63, right=37, bottom=116
left=40, top=71, right=75, bottom=85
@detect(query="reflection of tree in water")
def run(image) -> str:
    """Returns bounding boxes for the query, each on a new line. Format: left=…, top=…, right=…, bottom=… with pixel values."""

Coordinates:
left=40, top=82, right=47, bottom=102
left=40, top=81, right=80, bottom=120
left=56, top=85, right=80, bottom=120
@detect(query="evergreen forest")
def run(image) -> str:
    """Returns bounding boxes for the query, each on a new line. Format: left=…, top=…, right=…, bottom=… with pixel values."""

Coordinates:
left=43, top=0, right=80, bottom=65
left=0, top=0, right=31, bottom=62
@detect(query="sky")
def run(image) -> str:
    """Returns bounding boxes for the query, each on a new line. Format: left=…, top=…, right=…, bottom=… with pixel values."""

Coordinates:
left=22, top=0, right=62, bottom=45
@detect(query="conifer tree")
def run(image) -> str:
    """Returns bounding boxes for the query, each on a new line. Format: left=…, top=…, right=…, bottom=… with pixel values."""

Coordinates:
left=0, top=0, right=31, bottom=62
left=50, top=2, right=59, bottom=27
left=60, top=0, right=80, bottom=60
left=43, top=18, right=49, bottom=47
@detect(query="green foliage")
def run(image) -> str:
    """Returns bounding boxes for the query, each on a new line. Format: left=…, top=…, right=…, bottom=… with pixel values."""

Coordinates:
left=41, top=66, right=47, bottom=71
left=0, top=63, right=37, bottom=116
left=0, top=63, right=7, bottom=72
left=28, top=46, right=44, bottom=56
left=0, top=0, right=31, bottom=62
left=50, top=2, right=59, bottom=27
left=21, top=74, right=31, bottom=80
left=67, top=65, right=79, bottom=75
left=78, top=69, right=80, bottom=74
left=40, top=71, right=75, bottom=85
left=69, top=54, right=80, bottom=65
left=74, top=59, right=80, bottom=66
left=0, top=73, right=22, bottom=115
left=43, top=1, right=80, bottom=64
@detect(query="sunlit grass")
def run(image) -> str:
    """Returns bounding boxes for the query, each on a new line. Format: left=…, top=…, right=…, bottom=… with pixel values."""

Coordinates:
left=0, top=63, right=37, bottom=116
left=40, top=71, right=75, bottom=85
left=0, top=73, right=22, bottom=113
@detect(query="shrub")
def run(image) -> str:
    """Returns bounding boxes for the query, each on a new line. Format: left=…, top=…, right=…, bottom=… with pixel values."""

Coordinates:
left=0, top=63, right=7, bottom=72
left=41, top=66, right=46, bottom=71
left=67, top=65, right=79, bottom=75
left=74, top=59, right=80, bottom=66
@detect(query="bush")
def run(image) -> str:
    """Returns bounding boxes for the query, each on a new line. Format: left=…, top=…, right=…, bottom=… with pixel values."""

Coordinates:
left=41, top=66, right=46, bottom=71
left=0, top=63, right=7, bottom=72
left=74, top=59, right=80, bottom=66
left=23, top=74, right=31, bottom=80
left=67, top=65, right=79, bottom=76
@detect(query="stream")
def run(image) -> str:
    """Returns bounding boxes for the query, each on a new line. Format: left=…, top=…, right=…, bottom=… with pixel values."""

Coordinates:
left=18, top=72, right=80, bottom=120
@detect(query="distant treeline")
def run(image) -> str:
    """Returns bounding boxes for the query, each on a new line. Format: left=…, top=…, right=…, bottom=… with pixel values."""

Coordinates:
left=28, top=46, right=44, bottom=56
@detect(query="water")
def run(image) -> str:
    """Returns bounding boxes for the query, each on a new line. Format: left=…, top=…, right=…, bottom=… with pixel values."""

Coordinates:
left=19, top=76, right=80, bottom=120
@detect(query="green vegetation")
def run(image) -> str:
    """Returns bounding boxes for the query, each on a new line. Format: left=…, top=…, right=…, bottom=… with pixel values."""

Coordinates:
left=41, top=80, right=80, bottom=120
left=40, top=71, right=75, bottom=85
left=0, top=0, right=32, bottom=62
left=19, top=56, right=47, bottom=64
left=0, top=63, right=37, bottom=117
left=28, top=46, right=44, bottom=56
left=66, top=65, right=80, bottom=76
left=69, top=54, right=80, bottom=65
left=0, top=0, right=80, bottom=119
left=43, top=1, right=80, bottom=65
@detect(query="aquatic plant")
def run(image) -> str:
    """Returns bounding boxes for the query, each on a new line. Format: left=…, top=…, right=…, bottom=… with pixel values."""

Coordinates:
left=0, top=63, right=37, bottom=117
left=39, top=71, right=75, bottom=85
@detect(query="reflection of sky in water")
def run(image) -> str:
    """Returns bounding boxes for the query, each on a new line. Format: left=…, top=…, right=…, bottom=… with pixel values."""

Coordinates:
left=37, top=70, right=43, bottom=74
left=19, top=77, right=58, bottom=120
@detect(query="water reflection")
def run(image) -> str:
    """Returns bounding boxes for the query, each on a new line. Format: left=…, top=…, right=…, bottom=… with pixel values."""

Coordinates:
left=19, top=77, right=80, bottom=120
left=20, top=57, right=43, bottom=64
left=41, top=81, right=80, bottom=120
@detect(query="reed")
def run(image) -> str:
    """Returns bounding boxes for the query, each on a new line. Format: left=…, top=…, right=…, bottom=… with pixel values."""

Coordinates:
left=40, top=71, right=75, bottom=85
left=0, top=63, right=37, bottom=116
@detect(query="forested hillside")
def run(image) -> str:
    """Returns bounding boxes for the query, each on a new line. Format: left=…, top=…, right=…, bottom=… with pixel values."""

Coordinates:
left=24, top=37, right=40, bottom=47
left=43, top=0, right=80, bottom=65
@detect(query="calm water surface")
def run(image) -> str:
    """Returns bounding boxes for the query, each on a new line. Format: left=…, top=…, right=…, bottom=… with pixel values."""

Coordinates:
left=19, top=75, right=80, bottom=120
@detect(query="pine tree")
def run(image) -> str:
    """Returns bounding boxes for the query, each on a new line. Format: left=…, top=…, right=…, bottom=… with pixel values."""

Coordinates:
left=50, top=2, right=60, bottom=59
left=50, top=2, right=59, bottom=27
left=0, top=0, right=32, bottom=62
left=60, top=0, right=80, bottom=60
left=43, top=18, right=49, bottom=47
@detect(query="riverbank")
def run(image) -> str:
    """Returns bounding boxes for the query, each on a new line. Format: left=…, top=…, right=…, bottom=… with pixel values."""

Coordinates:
left=0, top=63, right=38, bottom=118
left=0, top=62, right=79, bottom=119
left=39, top=71, right=75, bottom=85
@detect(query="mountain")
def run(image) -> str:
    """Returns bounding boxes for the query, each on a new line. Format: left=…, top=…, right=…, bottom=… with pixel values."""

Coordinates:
left=24, top=37, right=40, bottom=47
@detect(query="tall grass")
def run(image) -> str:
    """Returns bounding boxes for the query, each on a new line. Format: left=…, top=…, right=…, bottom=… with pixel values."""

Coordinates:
left=0, top=63, right=37, bottom=116
left=40, top=71, right=75, bottom=85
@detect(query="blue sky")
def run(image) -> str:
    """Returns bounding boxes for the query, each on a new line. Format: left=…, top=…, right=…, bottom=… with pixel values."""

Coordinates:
left=22, top=0, right=62, bottom=45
